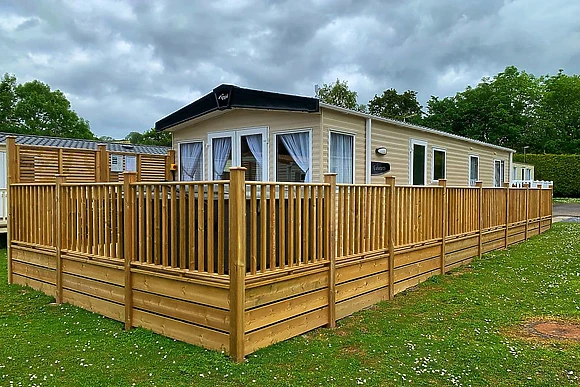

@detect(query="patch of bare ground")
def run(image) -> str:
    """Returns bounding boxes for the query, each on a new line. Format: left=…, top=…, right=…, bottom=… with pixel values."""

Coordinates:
left=504, top=317, right=580, bottom=344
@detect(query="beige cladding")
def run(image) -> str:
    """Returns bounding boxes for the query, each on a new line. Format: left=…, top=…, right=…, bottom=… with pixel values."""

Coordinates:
left=169, top=105, right=512, bottom=187
left=369, top=119, right=512, bottom=186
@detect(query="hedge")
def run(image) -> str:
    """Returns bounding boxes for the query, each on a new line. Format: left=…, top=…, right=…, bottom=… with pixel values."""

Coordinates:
left=513, top=154, right=580, bottom=197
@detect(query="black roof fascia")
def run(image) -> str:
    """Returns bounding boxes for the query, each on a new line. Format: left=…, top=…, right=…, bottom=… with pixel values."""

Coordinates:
left=155, top=84, right=319, bottom=131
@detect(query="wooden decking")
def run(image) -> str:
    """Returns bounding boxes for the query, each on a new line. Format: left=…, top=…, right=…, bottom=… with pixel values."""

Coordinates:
left=7, top=169, right=553, bottom=361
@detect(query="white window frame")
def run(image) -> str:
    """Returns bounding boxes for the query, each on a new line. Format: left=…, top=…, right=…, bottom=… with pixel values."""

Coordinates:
left=409, top=139, right=428, bottom=185
left=493, top=159, right=505, bottom=187
left=177, top=140, right=205, bottom=181
left=273, top=128, right=313, bottom=183
left=431, top=147, right=446, bottom=183
left=207, top=127, right=269, bottom=181
left=328, top=130, right=356, bottom=184
left=469, top=154, right=480, bottom=186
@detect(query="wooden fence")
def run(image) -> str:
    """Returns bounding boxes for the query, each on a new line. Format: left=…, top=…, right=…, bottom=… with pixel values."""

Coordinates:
left=7, top=168, right=553, bottom=361
left=5, top=136, right=174, bottom=184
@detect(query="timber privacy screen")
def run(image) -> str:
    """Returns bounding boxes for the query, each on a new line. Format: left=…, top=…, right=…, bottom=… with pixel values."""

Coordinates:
left=8, top=168, right=553, bottom=361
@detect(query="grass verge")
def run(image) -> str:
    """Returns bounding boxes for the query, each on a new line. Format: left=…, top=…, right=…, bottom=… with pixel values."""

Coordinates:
left=1, top=223, right=579, bottom=386
left=553, top=198, right=580, bottom=204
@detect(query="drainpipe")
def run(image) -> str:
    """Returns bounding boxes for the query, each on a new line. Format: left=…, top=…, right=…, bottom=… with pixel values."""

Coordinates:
left=365, top=118, right=372, bottom=184
left=509, top=151, right=513, bottom=185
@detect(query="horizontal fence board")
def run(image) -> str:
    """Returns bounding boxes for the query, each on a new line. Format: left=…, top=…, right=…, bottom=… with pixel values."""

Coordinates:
left=336, top=272, right=389, bottom=303
left=12, top=274, right=56, bottom=297
left=394, top=268, right=440, bottom=295
left=445, top=246, right=478, bottom=267
left=336, top=254, right=389, bottom=284
left=393, top=256, right=440, bottom=284
left=245, top=288, right=328, bottom=333
left=245, top=270, right=328, bottom=309
left=336, top=287, right=389, bottom=320
left=483, top=239, right=506, bottom=253
left=394, top=244, right=441, bottom=268
left=11, top=246, right=56, bottom=269
left=133, top=290, right=229, bottom=332
left=133, top=309, right=229, bottom=353
left=62, top=289, right=124, bottom=321
left=12, top=260, right=55, bottom=284
left=244, top=307, right=328, bottom=355
left=62, top=256, right=125, bottom=286
left=62, top=273, right=124, bottom=304
left=131, top=271, right=230, bottom=310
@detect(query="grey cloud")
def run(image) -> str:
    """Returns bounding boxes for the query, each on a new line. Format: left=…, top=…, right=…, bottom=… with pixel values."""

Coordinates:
left=1, top=0, right=580, bottom=137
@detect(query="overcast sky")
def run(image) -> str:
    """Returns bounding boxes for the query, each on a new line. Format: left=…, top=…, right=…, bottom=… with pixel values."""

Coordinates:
left=2, top=0, right=580, bottom=138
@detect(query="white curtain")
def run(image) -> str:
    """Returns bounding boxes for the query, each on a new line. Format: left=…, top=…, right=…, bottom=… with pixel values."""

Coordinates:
left=280, top=132, right=310, bottom=181
left=213, top=137, right=232, bottom=179
left=329, top=132, right=353, bottom=184
left=245, top=134, right=263, bottom=168
left=180, top=142, right=203, bottom=181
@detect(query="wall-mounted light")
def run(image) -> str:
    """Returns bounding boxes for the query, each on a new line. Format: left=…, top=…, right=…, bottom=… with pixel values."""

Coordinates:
left=375, top=147, right=387, bottom=155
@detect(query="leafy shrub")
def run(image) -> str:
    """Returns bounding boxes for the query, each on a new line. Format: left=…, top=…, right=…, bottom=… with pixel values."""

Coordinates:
left=514, top=154, right=580, bottom=197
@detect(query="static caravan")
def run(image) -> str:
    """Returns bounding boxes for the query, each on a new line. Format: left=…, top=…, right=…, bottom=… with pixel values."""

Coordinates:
left=512, top=162, right=534, bottom=181
left=155, top=85, right=514, bottom=187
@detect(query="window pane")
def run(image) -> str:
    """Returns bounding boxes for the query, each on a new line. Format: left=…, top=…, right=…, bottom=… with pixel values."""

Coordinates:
left=470, top=156, right=478, bottom=185
left=412, top=143, right=426, bottom=185
left=180, top=142, right=203, bottom=181
left=329, top=133, right=353, bottom=184
left=276, top=132, right=310, bottom=182
left=433, top=150, right=445, bottom=181
left=241, top=134, right=263, bottom=181
left=212, top=137, right=232, bottom=180
left=494, top=161, right=501, bottom=187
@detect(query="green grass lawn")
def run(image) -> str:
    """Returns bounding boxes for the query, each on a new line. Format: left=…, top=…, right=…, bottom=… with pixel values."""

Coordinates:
left=553, top=198, right=580, bottom=204
left=1, top=224, right=579, bottom=387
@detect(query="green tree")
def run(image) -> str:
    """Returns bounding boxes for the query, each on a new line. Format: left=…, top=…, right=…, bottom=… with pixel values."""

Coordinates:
left=317, top=79, right=366, bottom=112
left=0, top=73, right=17, bottom=133
left=124, top=131, right=144, bottom=144
left=125, top=128, right=171, bottom=147
left=0, top=73, right=94, bottom=139
left=367, top=88, right=422, bottom=122
left=421, top=66, right=541, bottom=151
left=535, top=70, right=580, bottom=154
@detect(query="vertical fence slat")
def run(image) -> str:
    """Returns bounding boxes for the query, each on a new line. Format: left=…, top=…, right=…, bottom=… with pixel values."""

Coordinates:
left=250, top=185, right=257, bottom=275
left=197, top=184, right=205, bottom=272
left=270, top=184, right=277, bottom=269
left=217, top=184, right=225, bottom=275
left=207, top=184, right=215, bottom=274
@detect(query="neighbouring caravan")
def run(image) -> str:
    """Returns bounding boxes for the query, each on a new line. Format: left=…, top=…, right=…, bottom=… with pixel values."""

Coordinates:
left=155, top=84, right=514, bottom=187
left=0, top=132, right=171, bottom=233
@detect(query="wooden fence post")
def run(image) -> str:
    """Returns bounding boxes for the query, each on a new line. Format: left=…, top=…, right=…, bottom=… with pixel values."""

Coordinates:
left=438, top=179, right=447, bottom=274
left=524, top=183, right=530, bottom=240
left=97, top=144, right=109, bottom=182
left=549, top=184, right=553, bottom=228
left=6, top=136, right=17, bottom=284
left=385, top=176, right=396, bottom=299
left=55, top=175, right=67, bottom=304
left=165, top=150, right=176, bottom=181
left=58, top=148, right=64, bottom=175
left=476, top=181, right=483, bottom=259
left=537, top=184, right=542, bottom=234
left=323, top=173, right=337, bottom=328
left=137, top=154, right=142, bottom=181
left=123, top=172, right=137, bottom=330
left=503, top=182, right=510, bottom=249
left=229, top=167, right=247, bottom=362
